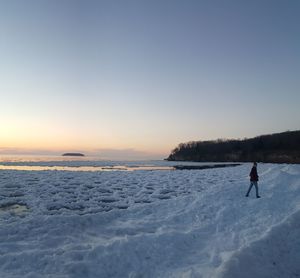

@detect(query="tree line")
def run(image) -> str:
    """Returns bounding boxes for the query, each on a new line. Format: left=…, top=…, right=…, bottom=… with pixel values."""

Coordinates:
left=167, top=130, right=300, bottom=163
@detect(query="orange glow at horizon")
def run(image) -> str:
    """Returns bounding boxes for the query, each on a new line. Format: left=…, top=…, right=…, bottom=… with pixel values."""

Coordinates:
left=1, top=110, right=187, bottom=157
left=1, top=122, right=172, bottom=156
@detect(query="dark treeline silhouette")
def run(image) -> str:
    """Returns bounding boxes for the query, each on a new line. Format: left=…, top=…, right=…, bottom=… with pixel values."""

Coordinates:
left=167, top=130, right=300, bottom=163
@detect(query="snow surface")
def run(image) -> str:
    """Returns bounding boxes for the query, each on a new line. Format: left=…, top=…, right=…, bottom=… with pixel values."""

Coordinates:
left=0, top=162, right=300, bottom=277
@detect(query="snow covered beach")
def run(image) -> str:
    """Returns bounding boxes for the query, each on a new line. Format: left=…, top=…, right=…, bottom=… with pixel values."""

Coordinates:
left=0, top=160, right=300, bottom=277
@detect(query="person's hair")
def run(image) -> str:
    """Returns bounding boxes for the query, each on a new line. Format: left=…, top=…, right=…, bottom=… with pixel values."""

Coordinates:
left=253, top=162, right=257, bottom=166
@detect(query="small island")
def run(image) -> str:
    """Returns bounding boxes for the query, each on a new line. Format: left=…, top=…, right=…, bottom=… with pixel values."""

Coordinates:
left=62, top=153, right=85, bottom=157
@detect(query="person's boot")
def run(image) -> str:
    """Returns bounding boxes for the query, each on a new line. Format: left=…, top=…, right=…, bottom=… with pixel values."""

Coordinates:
left=257, top=196, right=261, bottom=198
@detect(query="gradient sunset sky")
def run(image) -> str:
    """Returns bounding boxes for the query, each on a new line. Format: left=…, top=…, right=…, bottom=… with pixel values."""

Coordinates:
left=1, top=0, right=299, bottom=158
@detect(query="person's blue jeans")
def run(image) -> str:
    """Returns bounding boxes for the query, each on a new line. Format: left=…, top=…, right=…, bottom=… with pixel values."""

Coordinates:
left=246, top=181, right=259, bottom=197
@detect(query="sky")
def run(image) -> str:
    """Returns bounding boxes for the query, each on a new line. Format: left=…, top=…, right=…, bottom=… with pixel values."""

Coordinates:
left=0, top=0, right=299, bottom=159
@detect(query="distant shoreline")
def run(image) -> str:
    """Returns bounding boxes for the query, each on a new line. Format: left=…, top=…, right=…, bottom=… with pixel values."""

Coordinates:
left=167, top=130, right=300, bottom=164
left=174, top=163, right=242, bottom=170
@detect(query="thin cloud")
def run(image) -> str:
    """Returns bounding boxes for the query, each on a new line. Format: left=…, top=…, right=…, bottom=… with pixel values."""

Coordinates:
left=92, top=148, right=164, bottom=160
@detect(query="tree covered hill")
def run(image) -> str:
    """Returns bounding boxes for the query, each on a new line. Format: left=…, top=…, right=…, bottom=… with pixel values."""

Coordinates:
left=167, top=130, right=300, bottom=163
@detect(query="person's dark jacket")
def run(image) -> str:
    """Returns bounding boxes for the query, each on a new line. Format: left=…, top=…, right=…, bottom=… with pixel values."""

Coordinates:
left=250, top=166, right=259, bottom=181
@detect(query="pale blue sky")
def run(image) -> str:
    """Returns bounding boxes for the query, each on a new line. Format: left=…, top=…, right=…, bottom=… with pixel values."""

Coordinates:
left=0, top=0, right=299, bottom=158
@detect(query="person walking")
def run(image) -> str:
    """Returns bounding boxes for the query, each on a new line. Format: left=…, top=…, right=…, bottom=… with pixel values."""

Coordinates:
left=245, top=162, right=260, bottom=198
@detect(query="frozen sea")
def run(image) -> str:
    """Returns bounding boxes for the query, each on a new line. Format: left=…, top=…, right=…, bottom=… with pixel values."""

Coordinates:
left=0, top=156, right=300, bottom=277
